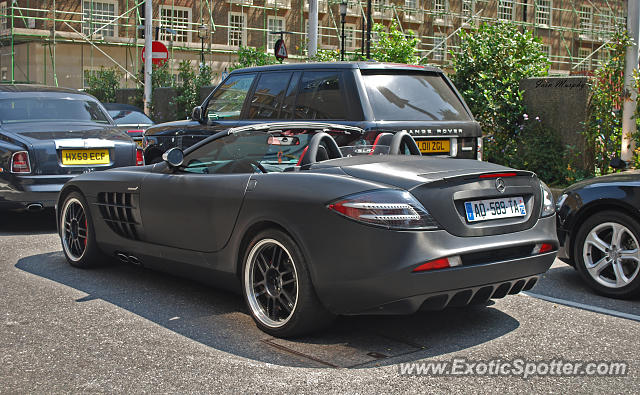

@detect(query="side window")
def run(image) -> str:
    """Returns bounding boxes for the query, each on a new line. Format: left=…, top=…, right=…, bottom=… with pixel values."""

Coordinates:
left=294, top=71, right=346, bottom=120
left=248, top=71, right=292, bottom=120
left=181, top=132, right=266, bottom=175
left=204, top=73, right=256, bottom=121
left=281, top=71, right=301, bottom=120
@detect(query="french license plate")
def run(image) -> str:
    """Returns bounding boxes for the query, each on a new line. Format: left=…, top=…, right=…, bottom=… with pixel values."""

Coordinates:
left=61, top=149, right=110, bottom=165
left=417, top=139, right=450, bottom=154
left=464, top=196, right=526, bottom=223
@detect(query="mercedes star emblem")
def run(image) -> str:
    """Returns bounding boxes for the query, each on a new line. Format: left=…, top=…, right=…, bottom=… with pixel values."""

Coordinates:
left=495, top=178, right=506, bottom=193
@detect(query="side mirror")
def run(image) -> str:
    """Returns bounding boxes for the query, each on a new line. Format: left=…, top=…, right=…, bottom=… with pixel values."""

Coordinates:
left=162, top=147, right=184, bottom=168
left=610, top=157, right=627, bottom=170
left=191, top=106, right=203, bottom=122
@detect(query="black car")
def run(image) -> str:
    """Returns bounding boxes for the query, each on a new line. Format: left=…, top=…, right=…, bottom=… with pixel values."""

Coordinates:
left=103, top=103, right=154, bottom=148
left=0, top=85, right=143, bottom=211
left=556, top=171, right=640, bottom=299
left=57, top=122, right=557, bottom=337
left=143, top=62, right=483, bottom=164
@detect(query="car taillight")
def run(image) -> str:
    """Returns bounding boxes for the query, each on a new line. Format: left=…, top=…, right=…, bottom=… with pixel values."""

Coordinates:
left=412, top=256, right=462, bottom=272
left=533, top=243, right=554, bottom=254
left=136, top=149, right=145, bottom=166
left=127, top=129, right=144, bottom=135
left=327, top=189, right=439, bottom=230
left=11, top=151, right=31, bottom=173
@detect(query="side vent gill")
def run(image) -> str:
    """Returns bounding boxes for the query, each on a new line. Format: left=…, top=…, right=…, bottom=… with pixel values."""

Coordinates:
left=97, top=192, right=141, bottom=240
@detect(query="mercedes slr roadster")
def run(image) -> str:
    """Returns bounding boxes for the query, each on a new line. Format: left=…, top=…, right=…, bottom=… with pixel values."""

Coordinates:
left=56, top=122, right=558, bottom=337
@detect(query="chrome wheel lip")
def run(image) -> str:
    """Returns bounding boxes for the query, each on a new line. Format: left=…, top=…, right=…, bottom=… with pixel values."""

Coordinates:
left=61, top=197, right=87, bottom=262
left=244, top=238, right=299, bottom=329
left=583, top=221, right=640, bottom=289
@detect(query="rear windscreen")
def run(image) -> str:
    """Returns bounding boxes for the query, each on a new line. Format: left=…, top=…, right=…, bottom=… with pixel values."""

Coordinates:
left=362, top=72, right=471, bottom=121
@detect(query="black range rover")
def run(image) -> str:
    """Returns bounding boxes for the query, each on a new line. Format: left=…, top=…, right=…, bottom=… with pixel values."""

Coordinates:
left=143, top=62, right=483, bottom=163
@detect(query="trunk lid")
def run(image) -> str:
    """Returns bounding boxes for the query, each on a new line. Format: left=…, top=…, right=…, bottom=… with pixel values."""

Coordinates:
left=312, top=156, right=542, bottom=236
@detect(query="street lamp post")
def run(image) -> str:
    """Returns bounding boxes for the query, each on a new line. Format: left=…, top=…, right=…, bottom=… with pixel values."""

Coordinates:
left=340, top=0, right=347, bottom=61
left=197, top=24, right=209, bottom=65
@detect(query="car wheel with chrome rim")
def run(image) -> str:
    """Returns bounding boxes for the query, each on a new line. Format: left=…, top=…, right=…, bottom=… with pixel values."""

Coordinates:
left=574, top=210, right=640, bottom=299
left=242, top=229, right=334, bottom=337
left=60, top=191, right=105, bottom=268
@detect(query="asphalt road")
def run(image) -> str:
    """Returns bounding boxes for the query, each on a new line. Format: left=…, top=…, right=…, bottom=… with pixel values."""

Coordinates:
left=1, top=210, right=638, bottom=393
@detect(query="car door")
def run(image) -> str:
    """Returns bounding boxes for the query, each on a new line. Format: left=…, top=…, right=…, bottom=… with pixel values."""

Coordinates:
left=139, top=134, right=256, bottom=253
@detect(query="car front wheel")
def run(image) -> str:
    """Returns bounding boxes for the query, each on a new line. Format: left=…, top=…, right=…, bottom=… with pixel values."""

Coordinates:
left=575, top=210, right=640, bottom=299
left=242, top=229, right=334, bottom=337
left=60, top=191, right=105, bottom=268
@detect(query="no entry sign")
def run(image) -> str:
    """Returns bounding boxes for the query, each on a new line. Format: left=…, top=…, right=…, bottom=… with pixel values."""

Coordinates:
left=142, top=41, right=169, bottom=66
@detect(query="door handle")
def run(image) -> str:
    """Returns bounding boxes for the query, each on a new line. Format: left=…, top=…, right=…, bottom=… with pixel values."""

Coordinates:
left=246, top=179, right=257, bottom=192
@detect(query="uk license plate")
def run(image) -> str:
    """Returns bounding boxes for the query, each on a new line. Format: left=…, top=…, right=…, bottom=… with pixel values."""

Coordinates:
left=61, top=149, right=110, bottom=165
left=464, top=196, right=526, bottom=222
left=416, top=139, right=450, bottom=154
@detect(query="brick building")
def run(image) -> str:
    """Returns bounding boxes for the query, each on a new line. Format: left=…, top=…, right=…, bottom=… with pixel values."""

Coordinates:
left=0, top=0, right=628, bottom=89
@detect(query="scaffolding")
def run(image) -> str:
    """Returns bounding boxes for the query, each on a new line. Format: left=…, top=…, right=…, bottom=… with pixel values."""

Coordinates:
left=0, top=0, right=627, bottom=87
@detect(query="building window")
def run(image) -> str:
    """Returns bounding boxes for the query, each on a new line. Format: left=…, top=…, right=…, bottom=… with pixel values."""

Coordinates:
left=304, top=0, right=328, bottom=13
left=267, top=17, right=285, bottom=50
left=497, top=0, right=514, bottom=21
left=0, top=2, right=7, bottom=31
left=434, top=0, right=447, bottom=13
left=373, top=0, right=392, bottom=19
left=433, top=34, right=446, bottom=61
left=578, top=6, right=592, bottom=30
left=159, top=6, right=191, bottom=43
left=83, top=1, right=117, bottom=38
left=577, top=48, right=591, bottom=72
left=344, top=23, right=356, bottom=50
left=535, top=0, right=551, bottom=26
left=433, top=0, right=449, bottom=25
left=266, top=0, right=291, bottom=9
left=462, top=0, right=475, bottom=18
left=404, top=0, right=423, bottom=23
left=540, top=44, right=550, bottom=59
left=228, top=13, right=246, bottom=47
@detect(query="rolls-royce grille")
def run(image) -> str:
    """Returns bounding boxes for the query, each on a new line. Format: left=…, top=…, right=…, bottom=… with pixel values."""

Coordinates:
left=97, top=192, right=140, bottom=240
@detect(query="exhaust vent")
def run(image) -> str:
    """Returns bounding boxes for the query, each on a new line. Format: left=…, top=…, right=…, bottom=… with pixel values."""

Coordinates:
left=97, top=192, right=141, bottom=240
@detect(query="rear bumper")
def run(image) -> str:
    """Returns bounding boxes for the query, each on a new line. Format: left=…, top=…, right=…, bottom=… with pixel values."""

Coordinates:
left=0, top=174, right=74, bottom=209
left=307, top=215, right=557, bottom=315
left=353, top=254, right=552, bottom=315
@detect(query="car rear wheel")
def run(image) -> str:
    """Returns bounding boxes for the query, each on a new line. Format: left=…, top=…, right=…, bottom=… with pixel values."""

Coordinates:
left=60, top=191, right=105, bottom=268
left=574, top=210, right=640, bottom=299
left=242, top=229, right=335, bottom=337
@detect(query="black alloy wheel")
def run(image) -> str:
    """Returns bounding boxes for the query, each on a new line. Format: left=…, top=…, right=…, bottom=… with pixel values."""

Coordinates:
left=242, top=229, right=335, bottom=337
left=60, top=192, right=105, bottom=268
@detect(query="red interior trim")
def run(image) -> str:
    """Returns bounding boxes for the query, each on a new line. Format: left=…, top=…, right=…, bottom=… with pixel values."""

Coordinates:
left=296, top=146, right=309, bottom=166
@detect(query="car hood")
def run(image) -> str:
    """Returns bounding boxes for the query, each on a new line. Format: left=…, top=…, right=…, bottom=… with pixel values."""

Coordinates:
left=0, top=121, right=131, bottom=142
left=311, top=155, right=519, bottom=190
left=564, top=170, right=640, bottom=193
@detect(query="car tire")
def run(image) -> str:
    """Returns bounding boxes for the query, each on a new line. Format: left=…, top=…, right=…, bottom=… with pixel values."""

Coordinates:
left=574, top=210, right=640, bottom=299
left=59, top=191, right=106, bottom=268
left=241, top=229, right=335, bottom=337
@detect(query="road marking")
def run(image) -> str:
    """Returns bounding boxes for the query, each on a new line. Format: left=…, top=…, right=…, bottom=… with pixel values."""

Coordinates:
left=522, top=291, right=640, bottom=323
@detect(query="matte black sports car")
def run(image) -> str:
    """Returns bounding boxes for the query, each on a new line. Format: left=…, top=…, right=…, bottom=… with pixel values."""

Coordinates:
left=57, top=122, right=558, bottom=337
left=0, top=85, right=143, bottom=211
left=556, top=170, right=640, bottom=299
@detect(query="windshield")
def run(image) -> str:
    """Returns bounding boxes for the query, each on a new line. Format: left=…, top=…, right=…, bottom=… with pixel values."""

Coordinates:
left=107, top=109, right=153, bottom=125
left=0, top=97, right=111, bottom=124
left=362, top=72, right=471, bottom=121
left=183, top=129, right=364, bottom=174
